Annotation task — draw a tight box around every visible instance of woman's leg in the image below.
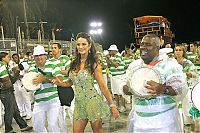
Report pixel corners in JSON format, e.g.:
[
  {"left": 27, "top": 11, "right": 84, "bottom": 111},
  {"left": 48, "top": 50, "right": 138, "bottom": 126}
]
[
  {"left": 90, "top": 119, "right": 103, "bottom": 133},
  {"left": 73, "top": 119, "right": 88, "bottom": 133}
]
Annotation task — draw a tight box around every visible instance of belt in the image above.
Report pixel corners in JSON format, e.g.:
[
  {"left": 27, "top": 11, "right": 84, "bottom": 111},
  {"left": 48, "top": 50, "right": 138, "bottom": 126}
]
[
  {"left": 135, "top": 96, "right": 175, "bottom": 106},
  {"left": 136, "top": 105, "right": 176, "bottom": 117}
]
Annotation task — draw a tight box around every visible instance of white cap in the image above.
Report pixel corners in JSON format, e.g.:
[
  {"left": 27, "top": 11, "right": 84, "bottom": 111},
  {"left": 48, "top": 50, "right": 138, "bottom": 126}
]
[
  {"left": 33, "top": 45, "right": 47, "bottom": 56},
  {"left": 108, "top": 44, "right": 118, "bottom": 51}
]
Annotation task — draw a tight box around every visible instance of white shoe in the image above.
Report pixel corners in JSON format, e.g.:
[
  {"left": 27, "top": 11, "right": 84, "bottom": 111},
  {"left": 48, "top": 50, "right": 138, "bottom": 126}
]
[{"left": 25, "top": 115, "right": 32, "bottom": 120}]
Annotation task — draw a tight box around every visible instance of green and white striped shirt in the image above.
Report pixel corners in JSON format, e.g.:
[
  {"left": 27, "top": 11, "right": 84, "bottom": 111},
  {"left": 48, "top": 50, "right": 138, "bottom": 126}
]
[
  {"left": 50, "top": 55, "right": 71, "bottom": 80},
  {"left": 29, "top": 60, "right": 62, "bottom": 103},
  {"left": 187, "top": 52, "right": 197, "bottom": 63},
  {"left": 194, "top": 62, "right": 200, "bottom": 76},
  {"left": 27, "top": 60, "right": 36, "bottom": 66},
  {"left": 109, "top": 53, "right": 125, "bottom": 76},
  {"left": 0, "top": 61, "right": 9, "bottom": 79},
  {"left": 123, "top": 56, "right": 134, "bottom": 67}
]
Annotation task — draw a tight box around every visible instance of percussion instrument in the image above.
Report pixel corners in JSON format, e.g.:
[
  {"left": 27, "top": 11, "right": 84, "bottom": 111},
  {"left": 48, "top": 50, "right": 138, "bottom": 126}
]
[
  {"left": 130, "top": 67, "right": 161, "bottom": 98},
  {"left": 21, "top": 72, "right": 41, "bottom": 91},
  {"left": 191, "top": 82, "right": 200, "bottom": 110}
]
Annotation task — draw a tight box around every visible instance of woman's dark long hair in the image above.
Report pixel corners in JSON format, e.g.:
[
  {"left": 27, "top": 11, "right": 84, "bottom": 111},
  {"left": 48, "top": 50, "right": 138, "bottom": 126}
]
[{"left": 69, "top": 32, "right": 98, "bottom": 74}]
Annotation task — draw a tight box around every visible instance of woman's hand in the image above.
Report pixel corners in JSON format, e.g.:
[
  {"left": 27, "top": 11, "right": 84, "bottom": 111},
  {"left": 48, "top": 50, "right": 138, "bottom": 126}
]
[
  {"left": 111, "top": 106, "right": 120, "bottom": 119},
  {"left": 51, "top": 77, "right": 73, "bottom": 87},
  {"left": 51, "top": 76, "right": 62, "bottom": 86}
]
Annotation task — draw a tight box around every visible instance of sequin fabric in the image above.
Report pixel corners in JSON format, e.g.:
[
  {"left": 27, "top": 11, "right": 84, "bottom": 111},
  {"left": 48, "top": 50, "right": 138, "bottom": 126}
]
[{"left": 69, "top": 70, "right": 110, "bottom": 122}]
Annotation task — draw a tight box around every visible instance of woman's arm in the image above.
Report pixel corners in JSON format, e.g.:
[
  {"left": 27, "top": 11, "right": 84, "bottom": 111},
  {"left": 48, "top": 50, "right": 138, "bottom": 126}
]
[
  {"left": 61, "top": 70, "right": 69, "bottom": 76},
  {"left": 93, "top": 64, "right": 113, "bottom": 104},
  {"left": 93, "top": 64, "right": 120, "bottom": 118},
  {"left": 51, "top": 77, "right": 73, "bottom": 87}
]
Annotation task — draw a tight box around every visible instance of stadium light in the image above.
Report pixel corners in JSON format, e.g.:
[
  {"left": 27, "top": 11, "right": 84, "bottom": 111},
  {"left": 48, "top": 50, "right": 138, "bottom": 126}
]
[
  {"left": 89, "top": 21, "right": 103, "bottom": 35},
  {"left": 89, "top": 29, "right": 103, "bottom": 35}
]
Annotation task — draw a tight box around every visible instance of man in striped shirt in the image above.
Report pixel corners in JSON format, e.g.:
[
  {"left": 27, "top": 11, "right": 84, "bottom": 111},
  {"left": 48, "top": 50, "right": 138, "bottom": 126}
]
[
  {"left": 0, "top": 52, "right": 32, "bottom": 133},
  {"left": 124, "top": 34, "right": 187, "bottom": 132},
  {"left": 107, "top": 44, "right": 127, "bottom": 112},
  {"left": 51, "top": 42, "right": 73, "bottom": 132},
  {"left": 30, "top": 45, "right": 62, "bottom": 132}
]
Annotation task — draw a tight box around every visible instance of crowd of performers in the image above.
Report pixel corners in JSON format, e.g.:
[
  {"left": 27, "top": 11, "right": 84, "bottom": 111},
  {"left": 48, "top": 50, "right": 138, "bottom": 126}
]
[{"left": 0, "top": 32, "right": 199, "bottom": 133}]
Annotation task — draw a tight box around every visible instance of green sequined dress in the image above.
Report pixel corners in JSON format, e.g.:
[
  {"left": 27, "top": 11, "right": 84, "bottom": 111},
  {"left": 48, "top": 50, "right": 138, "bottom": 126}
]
[{"left": 69, "top": 70, "right": 110, "bottom": 122}]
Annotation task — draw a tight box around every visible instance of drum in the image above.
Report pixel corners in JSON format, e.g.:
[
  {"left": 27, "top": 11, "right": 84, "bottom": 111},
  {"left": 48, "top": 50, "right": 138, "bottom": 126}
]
[
  {"left": 21, "top": 72, "right": 41, "bottom": 91},
  {"left": 191, "top": 82, "right": 200, "bottom": 110},
  {"left": 130, "top": 67, "right": 161, "bottom": 98}
]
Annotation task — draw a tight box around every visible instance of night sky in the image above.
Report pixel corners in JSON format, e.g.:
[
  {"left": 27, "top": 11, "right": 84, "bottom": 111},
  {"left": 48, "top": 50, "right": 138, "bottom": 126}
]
[
  {"left": 2, "top": 0, "right": 200, "bottom": 51},
  {"left": 45, "top": 0, "right": 200, "bottom": 51}
]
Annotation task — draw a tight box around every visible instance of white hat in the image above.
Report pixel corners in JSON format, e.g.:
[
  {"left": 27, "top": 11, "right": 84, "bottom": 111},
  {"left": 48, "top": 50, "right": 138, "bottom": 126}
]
[
  {"left": 108, "top": 44, "right": 118, "bottom": 51},
  {"left": 33, "top": 45, "right": 47, "bottom": 56}
]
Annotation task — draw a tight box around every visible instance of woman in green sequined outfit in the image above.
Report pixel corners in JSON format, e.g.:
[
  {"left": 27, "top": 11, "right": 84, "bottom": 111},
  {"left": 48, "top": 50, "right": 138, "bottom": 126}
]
[{"left": 52, "top": 32, "right": 119, "bottom": 133}]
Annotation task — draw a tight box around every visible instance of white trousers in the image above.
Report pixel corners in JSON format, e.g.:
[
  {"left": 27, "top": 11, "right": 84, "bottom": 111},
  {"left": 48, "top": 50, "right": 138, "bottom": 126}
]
[
  {"left": 182, "top": 89, "right": 193, "bottom": 124},
  {"left": 110, "top": 74, "right": 126, "bottom": 95},
  {"left": 14, "top": 81, "right": 32, "bottom": 116},
  {"left": 58, "top": 99, "right": 75, "bottom": 133},
  {"left": 128, "top": 107, "right": 182, "bottom": 133},
  {"left": 58, "top": 106, "right": 68, "bottom": 133},
  {"left": 32, "top": 100, "right": 61, "bottom": 133},
  {"left": 67, "top": 98, "right": 75, "bottom": 123},
  {"left": 110, "top": 74, "right": 130, "bottom": 102}
]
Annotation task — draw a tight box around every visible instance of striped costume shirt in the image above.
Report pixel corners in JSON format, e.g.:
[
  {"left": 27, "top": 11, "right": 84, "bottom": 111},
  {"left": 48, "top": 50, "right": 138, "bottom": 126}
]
[
  {"left": 0, "top": 61, "right": 9, "bottom": 79},
  {"left": 194, "top": 62, "right": 200, "bottom": 76},
  {"left": 186, "top": 52, "right": 197, "bottom": 63},
  {"left": 123, "top": 56, "right": 134, "bottom": 67},
  {"left": 29, "top": 60, "right": 62, "bottom": 103},
  {"left": 94, "top": 56, "right": 108, "bottom": 85},
  {"left": 50, "top": 55, "right": 71, "bottom": 80},
  {"left": 27, "top": 60, "right": 36, "bottom": 66},
  {"left": 109, "top": 53, "right": 125, "bottom": 76}
]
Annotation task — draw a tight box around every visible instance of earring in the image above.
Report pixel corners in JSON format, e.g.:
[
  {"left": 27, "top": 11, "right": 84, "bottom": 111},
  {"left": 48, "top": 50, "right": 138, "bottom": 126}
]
[{"left": 89, "top": 49, "right": 91, "bottom": 53}]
